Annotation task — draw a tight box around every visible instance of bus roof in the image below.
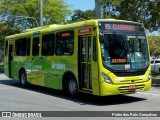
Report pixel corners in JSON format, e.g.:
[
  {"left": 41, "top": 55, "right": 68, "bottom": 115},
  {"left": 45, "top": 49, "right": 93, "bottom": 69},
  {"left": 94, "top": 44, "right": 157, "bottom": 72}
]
[{"left": 5, "top": 19, "right": 141, "bottom": 40}]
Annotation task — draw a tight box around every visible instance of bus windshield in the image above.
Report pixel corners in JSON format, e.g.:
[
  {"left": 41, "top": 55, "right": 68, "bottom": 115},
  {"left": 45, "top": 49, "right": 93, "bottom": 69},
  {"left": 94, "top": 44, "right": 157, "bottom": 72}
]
[{"left": 100, "top": 32, "right": 149, "bottom": 71}]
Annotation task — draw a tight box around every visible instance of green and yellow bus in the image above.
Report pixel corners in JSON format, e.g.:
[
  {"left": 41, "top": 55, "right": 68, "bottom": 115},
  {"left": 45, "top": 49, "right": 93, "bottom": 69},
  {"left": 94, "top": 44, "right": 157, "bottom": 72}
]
[{"left": 4, "top": 19, "right": 151, "bottom": 96}]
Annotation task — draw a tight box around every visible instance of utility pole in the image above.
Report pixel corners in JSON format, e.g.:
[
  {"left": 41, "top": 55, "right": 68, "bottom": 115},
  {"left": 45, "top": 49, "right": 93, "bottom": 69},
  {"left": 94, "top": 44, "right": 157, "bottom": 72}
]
[
  {"left": 106, "top": 0, "right": 112, "bottom": 18},
  {"left": 95, "top": 0, "right": 101, "bottom": 18},
  {"left": 95, "top": 0, "right": 112, "bottom": 19},
  {"left": 40, "top": 0, "right": 43, "bottom": 26}
]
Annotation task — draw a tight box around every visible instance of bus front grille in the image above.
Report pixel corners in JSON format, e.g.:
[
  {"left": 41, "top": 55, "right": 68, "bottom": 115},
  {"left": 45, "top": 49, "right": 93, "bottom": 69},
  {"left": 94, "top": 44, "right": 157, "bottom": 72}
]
[{"left": 118, "top": 84, "right": 145, "bottom": 94}]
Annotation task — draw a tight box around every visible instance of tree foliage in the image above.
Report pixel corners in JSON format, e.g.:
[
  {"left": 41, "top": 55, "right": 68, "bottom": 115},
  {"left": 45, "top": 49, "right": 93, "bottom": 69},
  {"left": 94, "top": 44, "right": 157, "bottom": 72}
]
[
  {"left": 67, "top": 9, "right": 95, "bottom": 23},
  {"left": 147, "top": 36, "right": 160, "bottom": 57},
  {"left": 0, "top": 0, "right": 72, "bottom": 30},
  {"left": 117, "top": 0, "right": 160, "bottom": 32},
  {"left": 0, "top": 21, "right": 19, "bottom": 40},
  {"left": 0, "top": 21, "right": 20, "bottom": 54}
]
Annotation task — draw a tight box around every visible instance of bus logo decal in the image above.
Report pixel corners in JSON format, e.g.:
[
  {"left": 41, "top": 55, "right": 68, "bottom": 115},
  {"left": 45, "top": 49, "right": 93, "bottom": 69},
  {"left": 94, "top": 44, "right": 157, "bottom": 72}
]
[{"left": 52, "top": 63, "right": 65, "bottom": 70}]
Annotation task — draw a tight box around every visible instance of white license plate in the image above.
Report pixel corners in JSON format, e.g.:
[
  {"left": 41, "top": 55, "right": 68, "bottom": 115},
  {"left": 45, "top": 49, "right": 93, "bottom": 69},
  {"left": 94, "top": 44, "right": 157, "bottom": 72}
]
[{"left": 129, "top": 85, "right": 137, "bottom": 90}]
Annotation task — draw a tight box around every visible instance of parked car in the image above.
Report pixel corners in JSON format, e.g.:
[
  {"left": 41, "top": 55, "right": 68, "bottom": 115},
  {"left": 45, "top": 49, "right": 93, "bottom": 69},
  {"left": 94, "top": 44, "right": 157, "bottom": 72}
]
[{"left": 151, "top": 59, "right": 160, "bottom": 73}]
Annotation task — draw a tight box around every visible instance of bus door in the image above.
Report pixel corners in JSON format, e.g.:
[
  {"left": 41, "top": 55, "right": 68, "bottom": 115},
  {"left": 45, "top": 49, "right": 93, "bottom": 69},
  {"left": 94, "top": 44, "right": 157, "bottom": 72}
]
[
  {"left": 79, "top": 35, "right": 93, "bottom": 92},
  {"left": 8, "top": 40, "right": 14, "bottom": 78}
]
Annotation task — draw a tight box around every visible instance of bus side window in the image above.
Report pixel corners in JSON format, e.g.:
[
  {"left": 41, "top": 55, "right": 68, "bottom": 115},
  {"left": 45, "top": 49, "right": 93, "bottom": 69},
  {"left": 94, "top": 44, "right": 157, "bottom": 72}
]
[
  {"left": 27, "top": 37, "right": 31, "bottom": 56},
  {"left": 56, "top": 30, "right": 74, "bottom": 56},
  {"left": 32, "top": 37, "right": 39, "bottom": 56},
  {"left": 42, "top": 33, "right": 55, "bottom": 56},
  {"left": 15, "top": 38, "right": 29, "bottom": 56}
]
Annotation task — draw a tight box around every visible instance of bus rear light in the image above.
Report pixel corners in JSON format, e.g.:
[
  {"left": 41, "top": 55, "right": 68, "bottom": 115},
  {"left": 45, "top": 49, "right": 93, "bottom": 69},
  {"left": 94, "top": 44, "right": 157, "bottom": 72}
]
[{"left": 102, "top": 72, "right": 113, "bottom": 84}]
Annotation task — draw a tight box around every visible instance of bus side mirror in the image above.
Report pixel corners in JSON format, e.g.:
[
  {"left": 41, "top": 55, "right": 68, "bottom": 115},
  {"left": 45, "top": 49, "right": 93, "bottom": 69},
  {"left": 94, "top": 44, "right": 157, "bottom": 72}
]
[{"left": 99, "top": 33, "right": 104, "bottom": 43}]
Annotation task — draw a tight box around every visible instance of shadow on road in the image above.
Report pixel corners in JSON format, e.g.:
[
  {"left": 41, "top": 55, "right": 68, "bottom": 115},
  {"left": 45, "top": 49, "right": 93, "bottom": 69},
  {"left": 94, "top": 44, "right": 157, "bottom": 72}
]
[{"left": 0, "top": 79, "right": 146, "bottom": 106}]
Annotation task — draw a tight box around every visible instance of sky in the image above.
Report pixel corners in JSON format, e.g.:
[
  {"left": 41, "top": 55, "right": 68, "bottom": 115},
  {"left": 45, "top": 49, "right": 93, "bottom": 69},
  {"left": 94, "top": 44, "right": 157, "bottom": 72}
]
[{"left": 65, "top": 0, "right": 95, "bottom": 11}]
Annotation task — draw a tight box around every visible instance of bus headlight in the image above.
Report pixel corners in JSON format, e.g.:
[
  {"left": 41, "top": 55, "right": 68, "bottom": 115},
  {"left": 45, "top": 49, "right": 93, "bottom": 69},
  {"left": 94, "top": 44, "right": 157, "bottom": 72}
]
[
  {"left": 148, "top": 71, "right": 152, "bottom": 80},
  {"left": 102, "top": 72, "right": 113, "bottom": 84}
]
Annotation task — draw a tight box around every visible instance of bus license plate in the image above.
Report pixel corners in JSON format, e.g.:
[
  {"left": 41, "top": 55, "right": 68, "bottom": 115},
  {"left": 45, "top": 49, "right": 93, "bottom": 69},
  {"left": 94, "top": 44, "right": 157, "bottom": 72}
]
[{"left": 129, "top": 85, "right": 137, "bottom": 90}]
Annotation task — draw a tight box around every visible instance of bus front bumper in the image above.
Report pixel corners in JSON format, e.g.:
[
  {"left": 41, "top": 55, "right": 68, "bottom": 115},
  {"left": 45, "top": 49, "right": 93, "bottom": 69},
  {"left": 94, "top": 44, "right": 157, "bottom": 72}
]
[{"left": 99, "top": 79, "right": 151, "bottom": 96}]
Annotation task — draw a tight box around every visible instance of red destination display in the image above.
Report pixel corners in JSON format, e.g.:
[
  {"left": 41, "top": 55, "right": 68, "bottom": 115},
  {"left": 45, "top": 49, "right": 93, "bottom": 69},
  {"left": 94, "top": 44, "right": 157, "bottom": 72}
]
[
  {"left": 62, "top": 33, "right": 71, "bottom": 37},
  {"left": 78, "top": 28, "right": 92, "bottom": 34}
]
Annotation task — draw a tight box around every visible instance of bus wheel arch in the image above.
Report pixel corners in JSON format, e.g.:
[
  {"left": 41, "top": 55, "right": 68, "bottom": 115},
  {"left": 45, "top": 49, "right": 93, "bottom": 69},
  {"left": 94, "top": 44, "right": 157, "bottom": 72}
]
[
  {"left": 62, "top": 72, "right": 78, "bottom": 96},
  {"left": 19, "top": 68, "right": 27, "bottom": 87}
]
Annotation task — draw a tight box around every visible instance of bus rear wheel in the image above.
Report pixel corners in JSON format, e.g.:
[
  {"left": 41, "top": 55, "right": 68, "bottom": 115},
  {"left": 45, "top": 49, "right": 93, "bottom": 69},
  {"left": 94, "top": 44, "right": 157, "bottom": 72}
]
[{"left": 20, "top": 71, "right": 27, "bottom": 87}]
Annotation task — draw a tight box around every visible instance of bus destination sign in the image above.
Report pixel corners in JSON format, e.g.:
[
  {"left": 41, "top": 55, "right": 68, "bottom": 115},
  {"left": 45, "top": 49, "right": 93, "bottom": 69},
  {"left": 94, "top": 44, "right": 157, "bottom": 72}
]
[{"left": 105, "top": 24, "right": 136, "bottom": 31}]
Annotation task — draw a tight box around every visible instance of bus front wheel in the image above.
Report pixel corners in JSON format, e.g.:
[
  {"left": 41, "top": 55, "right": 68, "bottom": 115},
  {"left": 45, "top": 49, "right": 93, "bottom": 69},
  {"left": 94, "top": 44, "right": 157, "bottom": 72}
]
[
  {"left": 20, "top": 71, "right": 27, "bottom": 87},
  {"left": 64, "top": 76, "right": 78, "bottom": 97}
]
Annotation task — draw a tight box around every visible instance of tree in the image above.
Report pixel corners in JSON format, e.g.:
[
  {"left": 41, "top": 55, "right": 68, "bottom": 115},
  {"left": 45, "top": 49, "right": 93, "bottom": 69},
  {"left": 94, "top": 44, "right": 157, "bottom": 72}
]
[
  {"left": 0, "top": 0, "right": 72, "bottom": 31},
  {"left": 0, "top": 21, "right": 20, "bottom": 59},
  {"left": 116, "top": 0, "right": 160, "bottom": 32},
  {"left": 67, "top": 9, "right": 95, "bottom": 23},
  {"left": 0, "top": 21, "right": 20, "bottom": 45},
  {"left": 147, "top": 36, "right": 160, "bottom": 57}
]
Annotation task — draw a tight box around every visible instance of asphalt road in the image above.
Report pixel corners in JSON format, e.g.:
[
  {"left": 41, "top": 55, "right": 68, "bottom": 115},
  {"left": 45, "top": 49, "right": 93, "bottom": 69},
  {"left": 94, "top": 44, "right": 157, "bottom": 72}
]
[{"left": 0, "top": 73, "right": 160, "bottom": 120}]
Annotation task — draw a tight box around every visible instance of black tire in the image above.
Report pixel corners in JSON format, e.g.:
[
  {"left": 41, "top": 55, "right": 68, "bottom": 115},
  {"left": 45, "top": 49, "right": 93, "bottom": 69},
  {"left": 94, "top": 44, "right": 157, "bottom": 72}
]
[
  {"left": 63, "top": 76, "right": 78, "bottom": 97},
  {"left": 20, "top": 71, "right": 27, "bottom": 87}
]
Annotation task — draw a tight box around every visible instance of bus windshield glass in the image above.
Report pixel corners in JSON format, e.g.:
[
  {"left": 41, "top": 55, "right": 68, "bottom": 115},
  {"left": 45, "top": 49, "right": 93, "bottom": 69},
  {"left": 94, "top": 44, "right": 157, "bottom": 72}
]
[{"left": 99, "top": 22, "right": 149, "bottom": 71}]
